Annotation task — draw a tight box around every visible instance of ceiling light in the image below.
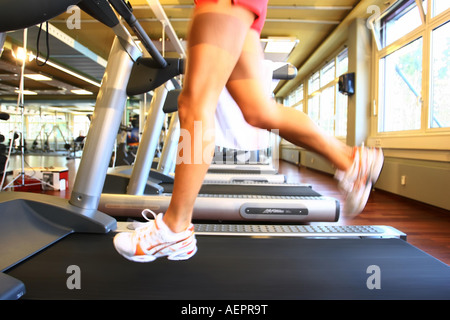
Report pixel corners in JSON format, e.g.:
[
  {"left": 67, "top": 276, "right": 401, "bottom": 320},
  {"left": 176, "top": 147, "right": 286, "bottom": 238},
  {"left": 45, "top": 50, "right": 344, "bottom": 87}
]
[
  {"left": 14, "top": 47, "right": 27, "bottom": 62},
  {"left": 34, "top": 56, "right": 101, "bottom": 88},
  {"left": 15, "top": 90, "right": 37, "bottom": 95},
  {"left": 24, "top": 74, "right": 52, "bottom": 81},
  {"left": 71, "top": 89, "right": 93, "bottom": 95},
  {"left": 263, "top": 37, "right": 299, "bottom": 54}
]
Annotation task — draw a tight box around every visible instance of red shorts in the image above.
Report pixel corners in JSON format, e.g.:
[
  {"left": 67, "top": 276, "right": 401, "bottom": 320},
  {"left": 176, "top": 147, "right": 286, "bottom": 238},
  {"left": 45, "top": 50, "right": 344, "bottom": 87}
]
[{"left": 194, "top": 0, "right": 268, "bottom": 34}]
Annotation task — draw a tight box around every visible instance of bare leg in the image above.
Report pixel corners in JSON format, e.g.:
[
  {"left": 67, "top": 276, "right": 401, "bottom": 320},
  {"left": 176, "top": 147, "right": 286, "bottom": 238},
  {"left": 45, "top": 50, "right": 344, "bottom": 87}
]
[
  {"left": 226, "top": 31, "right": 353, "bottom": 171},
  {"left": 163, "top": 1, "right": 255, "bottom": 232}
]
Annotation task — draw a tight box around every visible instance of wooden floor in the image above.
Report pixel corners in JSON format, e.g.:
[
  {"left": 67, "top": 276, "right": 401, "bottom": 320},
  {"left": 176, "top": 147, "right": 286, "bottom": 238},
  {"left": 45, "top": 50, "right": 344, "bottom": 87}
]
[
  {"left": 279, "top": 160, "right": 450, "bottom": 266},
  {"left": 2, "top": 153, "right": 450, "bottom": 265}
]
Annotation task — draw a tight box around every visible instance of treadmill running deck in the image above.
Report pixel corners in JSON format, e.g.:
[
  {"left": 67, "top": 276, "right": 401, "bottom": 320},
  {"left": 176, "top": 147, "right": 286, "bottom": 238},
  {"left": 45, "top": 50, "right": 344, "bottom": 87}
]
[{"left": 6, "top": 229, "right": 450, "bottom": 300}]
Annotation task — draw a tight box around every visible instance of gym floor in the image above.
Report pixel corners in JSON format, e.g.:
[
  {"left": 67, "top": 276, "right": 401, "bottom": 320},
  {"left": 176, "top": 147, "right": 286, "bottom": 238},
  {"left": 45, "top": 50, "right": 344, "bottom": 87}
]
[{"left": 3, "top": 153, "right": 450, "bottom": 265}]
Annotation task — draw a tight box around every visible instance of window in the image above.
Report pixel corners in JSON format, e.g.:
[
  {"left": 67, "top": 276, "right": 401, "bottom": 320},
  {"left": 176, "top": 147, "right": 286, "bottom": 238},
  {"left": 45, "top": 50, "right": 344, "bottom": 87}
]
[
  {"left": 379, "top": 0, "right": 424, "bottom": 48},
  {"left": 320, "top": 61, "right": 335, "bottom": 87},
  {"left": 0, "top": 111, "right": 21, "bottom": 141},
  {"left": 337, "top": 50, "right": 349, "bottom": 77},
  {"left": 308, "top": 72, "right": 320, "bottom": 95},
  {"left": 285, "top": 84, "right": 304, "bottom": 108},
  {"left": 73, "top": 114, "right": 91, "bottom": 138},
  {"left": 335, "top": 92, "right": 348, "bottom": 137},
  {"left": 30, "top": 112, "right": 70, "bottom": 150},
  {"left": 306, "top": 49, "right": 348, "bottom": 138},
  {"left": 374, "top": 0, "right": 450, "bottom": 136},
  {"left": 433, "top": 0, "right": 450, "bottom": 17},
  {"left": 319, "top": 86, "right": 335, "bottom": 136},
  {"left": 429, "top": 21, "right": 450, "bottom": 128},
  {"left": 284, "top": 48, "right": 348, "bottom": 138},
  {"left": 378, "top": 38, "right": 423, "bottom": 132},
  {"left": 27, "top": 114, "right": 45, "bottom": 144}
]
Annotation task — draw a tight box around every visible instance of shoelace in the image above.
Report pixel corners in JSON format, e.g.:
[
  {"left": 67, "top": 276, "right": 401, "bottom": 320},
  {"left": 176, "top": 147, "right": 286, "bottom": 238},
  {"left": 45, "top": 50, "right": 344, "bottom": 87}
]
[
  {"left": 133, "top": 209, "right": 164, "bottom": 250},
  {"left": 141, "top": 208, "right": 158, "bottom": 222}
]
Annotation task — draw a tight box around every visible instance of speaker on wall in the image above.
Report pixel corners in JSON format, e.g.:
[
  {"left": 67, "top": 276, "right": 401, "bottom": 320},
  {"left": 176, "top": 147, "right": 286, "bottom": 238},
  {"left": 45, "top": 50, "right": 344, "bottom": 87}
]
[{"left": 338, "top": 72, "right": 355, "bottom": 96}]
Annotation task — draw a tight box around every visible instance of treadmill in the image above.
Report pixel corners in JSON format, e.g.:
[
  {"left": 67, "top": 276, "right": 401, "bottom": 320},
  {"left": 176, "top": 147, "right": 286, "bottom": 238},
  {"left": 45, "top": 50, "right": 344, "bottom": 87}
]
[
  {"left": 1, "top": 0, "right": 449, "bottom": 301},
  {"left": 5, "top": 222, "right": 450, "bottom": 300},
  {"left": 106, "top": 68, "right": 288, "bottom": 185},
  {"left": 101, "top": 78, "right": 339, "bottom": 223},
  {"left": 206, "top": 65, "right": 289, "bottom": 176}
]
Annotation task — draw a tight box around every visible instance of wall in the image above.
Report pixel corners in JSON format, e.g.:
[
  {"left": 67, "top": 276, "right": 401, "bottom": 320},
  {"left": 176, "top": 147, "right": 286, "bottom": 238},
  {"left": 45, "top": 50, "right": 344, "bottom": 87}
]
[{"left": 375, "top": 157, "right": 450, "bottom": 210}]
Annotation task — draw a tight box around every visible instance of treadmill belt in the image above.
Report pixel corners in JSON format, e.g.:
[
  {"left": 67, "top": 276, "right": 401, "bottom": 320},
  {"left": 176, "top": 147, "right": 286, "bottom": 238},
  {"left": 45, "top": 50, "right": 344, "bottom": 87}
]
[{"left": 6, "top": 233, "right": 450, "bottom": 300}]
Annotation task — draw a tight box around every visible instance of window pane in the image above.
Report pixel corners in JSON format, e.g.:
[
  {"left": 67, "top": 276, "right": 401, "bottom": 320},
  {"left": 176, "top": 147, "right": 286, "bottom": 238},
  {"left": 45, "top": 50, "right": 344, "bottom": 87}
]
[
  {"left": 308, "top": 72, "right": 320, "bottom": 94},
  {"left": 430, "top": 22, "right": 450, "bottom": 128},
  {"left": 319, "top": 86, "right": 335, "bottom": 136},
  {"left": 27, "top": 114, "right": 44, "bottom": 147},
  {"left": 381, "top": 0, "right": 423, "bottom": 47},
  {"left": 285, "top": 85, "right": 304, "bottom": 107},
  {"left": 73, "top": 115, "right": 91, "bottom": 138},
  {"left": 336, "top": 92, "right": 348, "bottom": 137},
  {"left": 294, "top": 85, "right": 303, "bottom": 105},
  {"left": 308, "top": 95, "right": 320, "bottom": 125},
  {"left": 320, "top": 61, "right": 335, "bottom": 86},
  {"left": 337, "top": 49, "right": 349, "bottom": 76},
  {"left": 285, "top": 93, "right": 293, "bottom": 107},
  {"left": 378, "top": 38, "right": 423, "bottom": 132},
  {"left": 433, "top": 0, "right": 450, "bottom": 17}
]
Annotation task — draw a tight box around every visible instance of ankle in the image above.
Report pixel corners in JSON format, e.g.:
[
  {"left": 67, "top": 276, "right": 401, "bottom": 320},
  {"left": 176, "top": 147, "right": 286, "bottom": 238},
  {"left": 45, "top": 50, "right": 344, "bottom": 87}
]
[{"left": 162, "top": 213, "right": 191, "bottom": 233}]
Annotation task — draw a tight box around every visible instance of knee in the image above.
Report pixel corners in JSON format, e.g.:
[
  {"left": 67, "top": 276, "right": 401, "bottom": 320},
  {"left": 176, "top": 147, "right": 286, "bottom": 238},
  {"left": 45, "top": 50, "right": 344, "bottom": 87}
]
[
  {"left": 177, "top": 90, "right": 216, "bottom": 125},
  {"left": 241, "top": 105, "right": 277, "bottom": 130},
  {"left": 177, "top": 91, "right": 191, "bottom": 123}
]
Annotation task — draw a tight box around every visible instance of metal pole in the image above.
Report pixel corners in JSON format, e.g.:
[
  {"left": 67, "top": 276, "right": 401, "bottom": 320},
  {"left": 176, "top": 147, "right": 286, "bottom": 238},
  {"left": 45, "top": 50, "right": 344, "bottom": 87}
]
[
  {"left": 157, "top": 112, "right": 179, "bottom": 175},
  {"left": 70, "top": 24, "right": 141, "bottom": 210},
  {"left": 126, "top": 81, "right": 173, "bottom": 195}
]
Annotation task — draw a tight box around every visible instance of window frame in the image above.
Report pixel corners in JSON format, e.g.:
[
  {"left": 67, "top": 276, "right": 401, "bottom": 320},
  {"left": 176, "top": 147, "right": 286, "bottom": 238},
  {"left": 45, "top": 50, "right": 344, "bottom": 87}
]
[
  {"left": 281, "top": 48, "right": 348, "bottom": 139},
  {"left": 304, "top": 48, "right": 349, "bottom": 139},
  {"left": 370, "top": 0, "right": 450, "bottom": 155}
]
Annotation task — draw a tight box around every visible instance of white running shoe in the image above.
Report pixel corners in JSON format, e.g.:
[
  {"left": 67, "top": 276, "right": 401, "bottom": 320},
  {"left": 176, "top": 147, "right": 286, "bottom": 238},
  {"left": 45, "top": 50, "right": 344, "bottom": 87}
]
[
  {"left": 113, "top": 209, "right": 197, "bottom": 262},
  {"left": 335, "top": 146, "right": 384, "bottom": 217}
]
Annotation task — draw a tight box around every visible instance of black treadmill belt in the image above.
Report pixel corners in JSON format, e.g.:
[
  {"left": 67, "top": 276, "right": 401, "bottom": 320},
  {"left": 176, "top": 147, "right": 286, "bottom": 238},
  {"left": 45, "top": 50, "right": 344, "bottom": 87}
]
[
  {"left": 162, "top": 183, "right": 321, "bottom": 196},
  {"left": 6, "top": 233, "right": 450, "bottom": 300}
]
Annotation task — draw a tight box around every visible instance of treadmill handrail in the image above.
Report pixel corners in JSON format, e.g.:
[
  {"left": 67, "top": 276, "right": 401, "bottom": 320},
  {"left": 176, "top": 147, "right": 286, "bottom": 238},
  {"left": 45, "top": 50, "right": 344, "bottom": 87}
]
[{"left": 108, "top": 0, "right": 167, "bottom": 68}]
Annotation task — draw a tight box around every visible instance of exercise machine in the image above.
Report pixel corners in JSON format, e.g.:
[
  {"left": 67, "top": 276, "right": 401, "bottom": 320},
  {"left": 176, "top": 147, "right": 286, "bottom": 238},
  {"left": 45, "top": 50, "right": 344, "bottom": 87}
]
[
  {"left": 5, "top": 222, "right": 450, "bottom": 300},
  {"left": 100, "top": 77, "right": 339, "bottom": 223},
  {"left": 0, "top": 0, "right": 167, "bottom": 298},
  {"left": 0, "top": 0, "right": 449, "bottom": 300},
  {"left": 0, "top": 112, "right": 10, "bottom": 180}
]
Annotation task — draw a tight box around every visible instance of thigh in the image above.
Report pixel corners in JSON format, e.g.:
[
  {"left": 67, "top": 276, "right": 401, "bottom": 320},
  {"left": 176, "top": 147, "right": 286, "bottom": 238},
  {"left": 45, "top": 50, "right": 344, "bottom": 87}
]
[
  {"left": 183, "top": 0, "right": 255, "bottom": 103},
  {"left": 195, "top": 0, "right": 268, "bottom": 34},
  {"left": 226, "top": 31, "right": 276, "bottom": 119}
]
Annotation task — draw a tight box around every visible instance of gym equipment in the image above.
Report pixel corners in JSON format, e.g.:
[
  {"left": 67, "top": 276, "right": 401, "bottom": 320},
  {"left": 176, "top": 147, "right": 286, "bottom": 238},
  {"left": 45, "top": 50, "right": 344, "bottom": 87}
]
[
  {"left": 1, "top": 0, "right": 448, "bottom": 301},
  {"left": 101, "top": 56, "right": 332, "bottom": 220},
  {"left": 5, "top": 225, "right": 450, "bottom": 300},
  {"left": 0, "top": 0, "right": 177, "bottom": 298},
  {"left": 0, "top": 112, "right": 10, "bottom": 179},
  {"left": 100, "top": 79, "right": 339, "bottom": 223},
  {"left": 65, "top": 135, "right": 86, "bottom": 160},
  {"left": 31, "top": 124, "right": 70, "bottom": 153},
  {"left": 0, "top": 112, "right": 9, "bottom": 121},
  {"left": 0, "top": 273, "right": 25, "bottom": 300}
]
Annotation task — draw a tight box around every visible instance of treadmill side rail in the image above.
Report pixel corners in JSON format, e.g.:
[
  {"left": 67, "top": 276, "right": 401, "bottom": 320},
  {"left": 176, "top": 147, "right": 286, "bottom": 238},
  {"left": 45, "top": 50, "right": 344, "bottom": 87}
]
[{"left": 99, "top": 193, "right": 340, "bottom": 223}]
